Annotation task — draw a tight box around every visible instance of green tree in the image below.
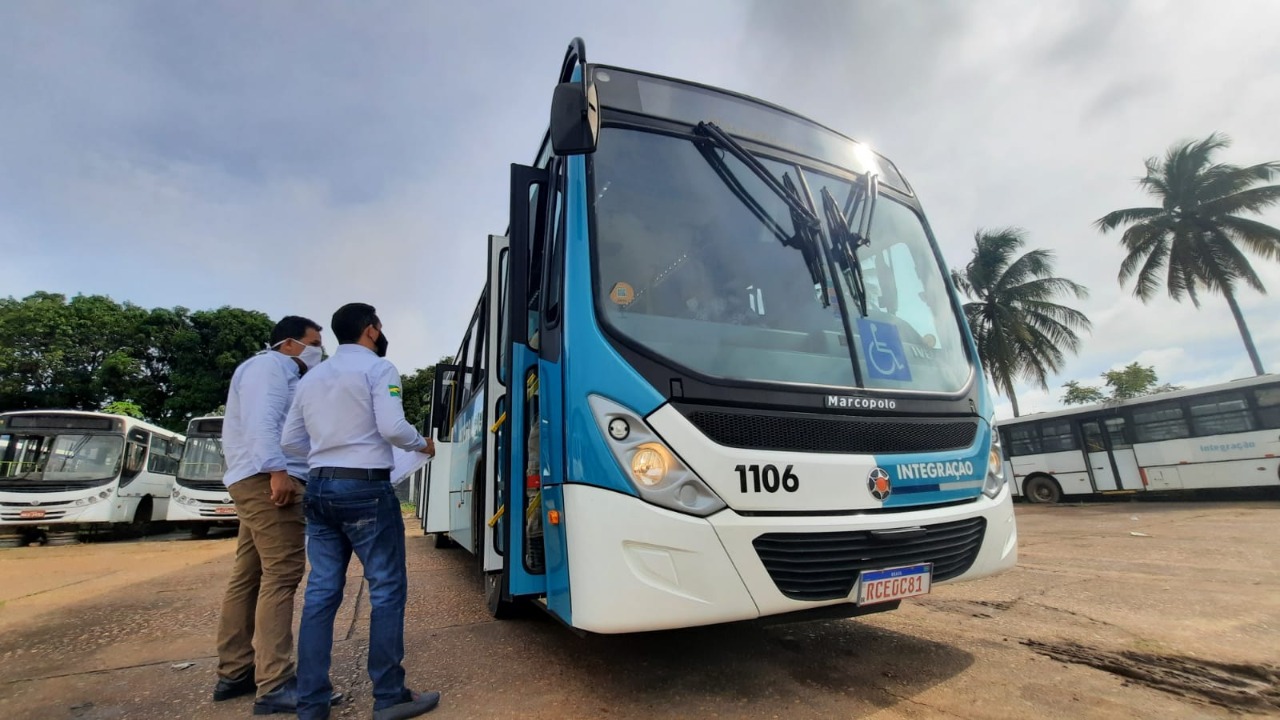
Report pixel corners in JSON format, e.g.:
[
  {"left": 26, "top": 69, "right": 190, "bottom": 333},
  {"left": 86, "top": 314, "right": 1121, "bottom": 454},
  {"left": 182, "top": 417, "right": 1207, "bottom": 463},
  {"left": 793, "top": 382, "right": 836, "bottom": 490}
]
[
  {"left": 102, "top": 400, "right": 145, "bottom": 419},
  {"left": 952, "top": 228, "right": 1092, "bottom": 417},
  {"left": 0, "top": 292, "right": 149, "bottom": 412},
  {"left": 1096, "top": 133, "right": 1280, "bottom": 376},
  {"left": 0, "top": 293, "right": 273, "bottom": 432},
  {"left": 163, "top": 307, "right": 273, "bottom": 430},
  {"left": 1060, "top": 380, "right": 1106, "bottom": 406},
  {"left": 1060, "top": 362, "right": 1183, "bottom": 405},
  {"left": 400, "top": 356, "right": 455, "bottom": 432}
]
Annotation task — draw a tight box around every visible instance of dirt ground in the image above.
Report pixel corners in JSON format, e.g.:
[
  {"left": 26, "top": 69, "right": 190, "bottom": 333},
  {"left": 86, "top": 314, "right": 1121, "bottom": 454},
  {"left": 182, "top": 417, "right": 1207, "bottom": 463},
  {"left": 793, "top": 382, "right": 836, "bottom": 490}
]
[{"left": 0, "top": 499, "right": 1277, "bottom": 719}]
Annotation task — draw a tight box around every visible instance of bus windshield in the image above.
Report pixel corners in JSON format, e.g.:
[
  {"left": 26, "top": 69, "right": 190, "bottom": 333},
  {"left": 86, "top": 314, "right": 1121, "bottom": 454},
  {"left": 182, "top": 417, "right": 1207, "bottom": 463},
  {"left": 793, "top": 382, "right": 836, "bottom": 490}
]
[
  {"left": 591, "top": 126, "right": 972, "bottom": 392},
  {"left": 0, "top": 433, "right": 124, "bottom": 483},
  {"left": 178, "top": 437, "right": 225, "bottom": 482}
]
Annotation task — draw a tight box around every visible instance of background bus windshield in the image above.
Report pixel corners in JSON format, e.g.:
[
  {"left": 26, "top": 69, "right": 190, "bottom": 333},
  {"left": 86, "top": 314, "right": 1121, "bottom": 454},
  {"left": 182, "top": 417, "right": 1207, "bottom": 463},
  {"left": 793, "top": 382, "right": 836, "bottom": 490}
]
[
  {"left": 177, "top": 437, "right": 225, "bottom": 482},
  {"left": 0, "top": 433, "right": 124, "bottom": 482},
  {"left": 591, "top": 127, "right": 971, "bottom": 393}
]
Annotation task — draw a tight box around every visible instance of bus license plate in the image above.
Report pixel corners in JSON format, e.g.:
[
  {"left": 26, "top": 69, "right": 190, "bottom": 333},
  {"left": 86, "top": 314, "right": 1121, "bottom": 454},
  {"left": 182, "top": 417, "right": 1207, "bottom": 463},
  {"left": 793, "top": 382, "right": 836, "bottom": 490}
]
[
  {"left": 214, "top": 506, "right": 237, "bottom": 515},
  {"left": 18, "top": 509, "right": 46, "bottom": 519},
  {"left": 857, "top": 563, "right": 932, "bottom": 605}
]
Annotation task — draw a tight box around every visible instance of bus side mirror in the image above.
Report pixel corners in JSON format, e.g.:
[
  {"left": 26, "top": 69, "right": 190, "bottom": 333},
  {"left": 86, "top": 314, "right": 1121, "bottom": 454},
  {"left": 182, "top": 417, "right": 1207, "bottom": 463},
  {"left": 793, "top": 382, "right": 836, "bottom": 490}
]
[{"left": 550, "top": 81, "right": 599, "bottom": 156}]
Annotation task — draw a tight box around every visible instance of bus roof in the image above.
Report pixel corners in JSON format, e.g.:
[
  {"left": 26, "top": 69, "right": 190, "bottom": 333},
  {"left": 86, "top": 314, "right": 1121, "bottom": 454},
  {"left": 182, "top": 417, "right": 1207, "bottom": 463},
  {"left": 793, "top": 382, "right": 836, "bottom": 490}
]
[
  {"left": 0, "top": 409, "right": 185, "bottom": 439},
  {"left": 998, "top": 373, "right": 1280, "bottom": 427}
]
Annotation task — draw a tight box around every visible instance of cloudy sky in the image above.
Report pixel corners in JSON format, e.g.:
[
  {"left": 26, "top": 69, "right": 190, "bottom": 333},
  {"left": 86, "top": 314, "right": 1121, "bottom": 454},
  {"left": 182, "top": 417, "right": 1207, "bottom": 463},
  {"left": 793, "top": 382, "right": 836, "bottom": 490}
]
[{"left": 3, "top": 0, "right": 1278, "bottom": 419}]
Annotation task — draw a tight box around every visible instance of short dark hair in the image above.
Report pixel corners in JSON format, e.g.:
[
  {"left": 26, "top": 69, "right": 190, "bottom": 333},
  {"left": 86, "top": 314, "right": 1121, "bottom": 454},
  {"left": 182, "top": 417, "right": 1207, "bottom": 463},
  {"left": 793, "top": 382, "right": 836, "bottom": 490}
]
[
  {"left": 331, "top": 303, "right": 380, "bottom": 344},
  {"left": 270, "top": 316, "right": 322, "bottom": 346}
]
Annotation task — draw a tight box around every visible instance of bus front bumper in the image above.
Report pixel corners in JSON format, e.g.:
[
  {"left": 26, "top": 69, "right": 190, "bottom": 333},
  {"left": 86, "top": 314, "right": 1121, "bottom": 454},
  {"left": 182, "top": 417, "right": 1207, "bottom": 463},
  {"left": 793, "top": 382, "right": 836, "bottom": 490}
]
[
  {"left": 167, "top": 498, "right": 238, "bottom": 522},
  {"left": 561, "top": 483, "right": 1016, "bottom": 634}
]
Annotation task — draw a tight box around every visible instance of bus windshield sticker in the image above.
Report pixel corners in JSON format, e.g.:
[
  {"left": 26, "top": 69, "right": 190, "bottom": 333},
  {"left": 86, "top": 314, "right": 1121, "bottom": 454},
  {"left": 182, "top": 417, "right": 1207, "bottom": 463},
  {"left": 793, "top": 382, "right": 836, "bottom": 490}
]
[
  {"left": 857, "top": 317, "right": 911, "bottom": 381},
  {"left": 609, "top": 282, "right": 634, "bottom": 305}
]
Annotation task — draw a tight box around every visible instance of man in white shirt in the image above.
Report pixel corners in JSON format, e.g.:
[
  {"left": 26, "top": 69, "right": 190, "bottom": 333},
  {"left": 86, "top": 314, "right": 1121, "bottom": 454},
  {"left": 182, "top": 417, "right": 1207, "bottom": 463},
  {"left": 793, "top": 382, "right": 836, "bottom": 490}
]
[
  {"left": 282, "top": 303, "right": 439, "bottom": 720},
  {"left": 214, "top": 315, "right": 344, "bottom": 715}
]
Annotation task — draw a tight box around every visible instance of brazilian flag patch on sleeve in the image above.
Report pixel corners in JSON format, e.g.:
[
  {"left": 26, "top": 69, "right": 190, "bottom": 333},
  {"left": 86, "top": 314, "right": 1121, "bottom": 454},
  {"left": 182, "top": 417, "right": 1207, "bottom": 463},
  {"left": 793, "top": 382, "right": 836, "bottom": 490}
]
[{"left": 388, "top": 384, "right": 402, "bottom": 398}]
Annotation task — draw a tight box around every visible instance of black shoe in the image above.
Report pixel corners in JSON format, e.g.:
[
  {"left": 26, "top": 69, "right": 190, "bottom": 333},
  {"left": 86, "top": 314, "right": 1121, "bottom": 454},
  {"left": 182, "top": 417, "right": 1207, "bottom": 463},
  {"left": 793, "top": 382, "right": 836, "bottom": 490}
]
[
  {"left": 373, "top": 689, "right": 441, "bottom": 720},
  {"left": 252, "top": 678, "right": 346, "bottom": 716},
  {"left": 212, "top": 669, "right": 255, "bottom": 702}
]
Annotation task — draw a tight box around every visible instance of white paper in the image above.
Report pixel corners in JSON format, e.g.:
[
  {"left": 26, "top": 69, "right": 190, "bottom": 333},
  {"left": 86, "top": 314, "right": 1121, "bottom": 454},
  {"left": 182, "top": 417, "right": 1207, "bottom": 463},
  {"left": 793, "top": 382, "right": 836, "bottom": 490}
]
[{"left": 391, "top": 447, "right": 431, "bottom": 487}]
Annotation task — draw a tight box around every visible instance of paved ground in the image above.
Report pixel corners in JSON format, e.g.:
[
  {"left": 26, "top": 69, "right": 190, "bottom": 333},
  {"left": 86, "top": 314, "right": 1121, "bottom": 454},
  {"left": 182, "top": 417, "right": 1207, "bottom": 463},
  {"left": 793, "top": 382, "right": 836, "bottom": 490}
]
[{"left": 0, "top": 498, "right": 1277, "bottom": 719}]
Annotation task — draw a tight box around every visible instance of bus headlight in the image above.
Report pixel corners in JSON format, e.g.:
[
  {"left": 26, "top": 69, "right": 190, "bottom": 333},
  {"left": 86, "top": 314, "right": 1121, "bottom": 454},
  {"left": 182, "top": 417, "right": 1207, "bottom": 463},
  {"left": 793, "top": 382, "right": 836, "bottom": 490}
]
[
  {"left": 982, "top": 430, "right": 1006, "bottom": 499},
  {"left": 630, "top": 444, "right": 670, "bottom": 487},
  {"left": 590, "top": 395, "right": 726, "bottom": 517}
]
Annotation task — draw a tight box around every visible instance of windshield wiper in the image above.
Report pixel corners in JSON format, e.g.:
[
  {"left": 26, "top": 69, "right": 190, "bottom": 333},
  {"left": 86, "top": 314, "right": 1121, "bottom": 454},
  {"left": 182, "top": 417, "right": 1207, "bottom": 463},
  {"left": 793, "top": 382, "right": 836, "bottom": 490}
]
[
  {"left": 693, "top": 122, "right": 832, "bottom": 307},
  {"left": 819, "top": 172, "right": 880, "bottom": 318}
]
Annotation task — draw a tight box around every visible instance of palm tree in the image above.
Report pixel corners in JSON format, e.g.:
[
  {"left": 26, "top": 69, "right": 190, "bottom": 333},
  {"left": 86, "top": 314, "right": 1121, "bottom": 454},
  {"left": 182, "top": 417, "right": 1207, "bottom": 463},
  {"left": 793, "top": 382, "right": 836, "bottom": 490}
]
[
  {"left": 1097, "top": 133, "right": 1280, "bottom": 375},
  {"left": 951, "top": 229, "right": 1092, "bottom": 417}
]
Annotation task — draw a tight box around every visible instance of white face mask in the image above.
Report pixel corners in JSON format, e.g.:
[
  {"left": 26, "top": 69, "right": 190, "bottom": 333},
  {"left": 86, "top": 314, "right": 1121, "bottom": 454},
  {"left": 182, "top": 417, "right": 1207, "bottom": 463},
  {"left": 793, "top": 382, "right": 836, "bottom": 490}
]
[
  {"left": 272, "top": 338, "right": 324, "bottom": 370},
  {"left": 298, "top": 344, "right": 324, "bottom": 370}
]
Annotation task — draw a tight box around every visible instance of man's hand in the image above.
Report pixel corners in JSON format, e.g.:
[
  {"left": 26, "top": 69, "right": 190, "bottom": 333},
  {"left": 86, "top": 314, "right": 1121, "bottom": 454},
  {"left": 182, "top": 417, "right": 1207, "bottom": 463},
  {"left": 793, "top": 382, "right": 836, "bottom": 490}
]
[
  {"left": 269, "top": 470, "right": 297, "bottom": 506},
  {"left": 418, "top": 438, "right": 436, "bottom": 458}
]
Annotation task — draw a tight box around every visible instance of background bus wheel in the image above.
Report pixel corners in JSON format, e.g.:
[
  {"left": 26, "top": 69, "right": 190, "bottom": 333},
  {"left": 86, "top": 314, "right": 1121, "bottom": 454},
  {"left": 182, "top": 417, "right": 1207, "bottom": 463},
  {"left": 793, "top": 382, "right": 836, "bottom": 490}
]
[
  {"left": 130, "top": 498, "right": 153, "bottom": 537},
  {"left": 189, "top": 525, "right": 211, "bottom": 539},
  {"left": 0, "top": 532, "right": 27, "bottom": 549},
  {"left": 44, "top": 530, "right": 80, "bottom": 547},
  {"left": 1025, "top": 476, "right": 1062, "bottom": 504},
  {"left": 433, "top": 532, "right": 457, "bottom": 549}
]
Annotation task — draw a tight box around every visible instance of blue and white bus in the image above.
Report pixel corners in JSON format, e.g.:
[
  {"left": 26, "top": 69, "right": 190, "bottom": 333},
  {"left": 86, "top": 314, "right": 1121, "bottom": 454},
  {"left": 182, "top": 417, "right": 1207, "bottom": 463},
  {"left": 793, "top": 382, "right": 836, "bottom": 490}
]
[{"left": 415, "top": 39, "right": 1016, "bottom": 633}]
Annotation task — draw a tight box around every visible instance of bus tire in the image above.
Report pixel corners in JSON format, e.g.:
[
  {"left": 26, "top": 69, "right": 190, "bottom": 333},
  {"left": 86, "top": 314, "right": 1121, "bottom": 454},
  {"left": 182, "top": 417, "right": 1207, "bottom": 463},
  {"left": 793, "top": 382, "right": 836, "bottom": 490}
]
[
  {"left": 131, "top": 497, "right": 154, "bottom": 536},
  {"left": 1024, "top": 475, "right": 1062, "bottom": 504},
  {"left": 433, "top": 532, "right": 457, "bottom": 549},
  {"left": 485, "top": 570, "right": 521, "bottom": 619}
]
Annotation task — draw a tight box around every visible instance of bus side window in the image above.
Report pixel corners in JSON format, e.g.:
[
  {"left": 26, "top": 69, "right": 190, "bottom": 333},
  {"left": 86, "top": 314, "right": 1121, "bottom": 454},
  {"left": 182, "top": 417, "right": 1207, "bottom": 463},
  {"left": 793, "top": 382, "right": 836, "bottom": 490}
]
[
  {"left": 1082, "top": 423, "right": 1105, "bottom": 452},
  {"left": 122, "top": 431, "right": 149, "bottom": 483},
  {"left": 147, "top": 435, "right": 178, "bottom": 475},
  {"left": 1255, "top": 386, "right": 1280, "bottom": 429},
  {"left": 526, "top": 181, "right": 549, "bottom": 349},
  {"left": 539, "top": 161, "right": 567, "bottom": 361}
]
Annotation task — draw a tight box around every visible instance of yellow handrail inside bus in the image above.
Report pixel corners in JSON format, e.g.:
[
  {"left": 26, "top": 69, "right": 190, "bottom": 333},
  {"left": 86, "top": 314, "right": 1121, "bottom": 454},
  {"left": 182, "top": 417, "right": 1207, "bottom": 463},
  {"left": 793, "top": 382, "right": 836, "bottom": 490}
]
[{"left": 487, "top": 504, "right": 505, "bottom": 527}]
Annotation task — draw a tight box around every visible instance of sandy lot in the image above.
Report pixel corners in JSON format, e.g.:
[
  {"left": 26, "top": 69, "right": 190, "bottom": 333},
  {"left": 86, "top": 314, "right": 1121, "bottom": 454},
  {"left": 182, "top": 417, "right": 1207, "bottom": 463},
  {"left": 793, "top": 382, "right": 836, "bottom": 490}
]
[{"left": 0, "top": 499, "right": 1277, "bottom": 719}]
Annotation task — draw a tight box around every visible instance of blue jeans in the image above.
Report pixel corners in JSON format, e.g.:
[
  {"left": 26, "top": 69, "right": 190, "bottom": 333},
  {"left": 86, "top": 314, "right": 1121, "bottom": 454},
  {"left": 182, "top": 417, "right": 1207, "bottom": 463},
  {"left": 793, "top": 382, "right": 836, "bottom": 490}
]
[{"left": 297, "top": 477, "right": 409, "bottom": 719}]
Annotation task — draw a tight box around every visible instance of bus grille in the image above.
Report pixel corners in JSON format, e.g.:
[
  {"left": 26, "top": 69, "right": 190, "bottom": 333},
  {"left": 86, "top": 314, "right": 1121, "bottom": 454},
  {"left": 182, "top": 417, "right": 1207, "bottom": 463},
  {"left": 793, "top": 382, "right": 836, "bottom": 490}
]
[
  {"left": 176, "top": 478, "right": 227, "bottom": 492},
  {"left": 682, "top": 409, "right": 978, "bottom": 454},
  {"left": 0, "top": 482, "right": 87, "bottom": 493},
  {"left": 752, "top": 517, "right": 986, "bottom": 601},
  {"left": 1, "top": 509, "right": 68, "bottom": 521}
]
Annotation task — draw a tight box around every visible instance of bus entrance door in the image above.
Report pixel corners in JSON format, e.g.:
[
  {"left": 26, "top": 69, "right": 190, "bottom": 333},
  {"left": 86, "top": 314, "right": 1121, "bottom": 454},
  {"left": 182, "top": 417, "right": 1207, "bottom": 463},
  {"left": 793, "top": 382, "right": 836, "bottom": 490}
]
[{"left": 1080, "top": 418, "right": 1143, "bottom": 492}]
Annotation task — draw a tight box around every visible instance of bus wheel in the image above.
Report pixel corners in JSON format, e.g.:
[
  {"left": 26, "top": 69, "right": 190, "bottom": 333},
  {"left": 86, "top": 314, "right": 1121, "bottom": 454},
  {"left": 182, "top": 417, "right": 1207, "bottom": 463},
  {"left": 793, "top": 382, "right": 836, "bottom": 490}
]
[
  {"left": 130, "top": 498, "right": 154, "bottom": 536},
  {"left": 190, "top": 525, "right": 211, "bottom": 539},
  {"left": 485, "top": 571, "right": 520, "bottom": 619},
  {"left": 433, "top": 532, "right": 457, "bottom": 549},
  {"left": 1024, "top": 476, "right": 1062, "bottom": 504},
  {"left": 44, "top": 529, "right": 80, "bottom": 547}
]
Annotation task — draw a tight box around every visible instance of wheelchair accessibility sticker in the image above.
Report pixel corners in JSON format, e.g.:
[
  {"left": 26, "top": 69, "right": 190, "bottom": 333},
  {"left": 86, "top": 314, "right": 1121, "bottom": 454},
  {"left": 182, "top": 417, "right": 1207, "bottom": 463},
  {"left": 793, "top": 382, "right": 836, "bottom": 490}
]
[{"left": 857, "top": 318, "right": 911, "bottom": 381}]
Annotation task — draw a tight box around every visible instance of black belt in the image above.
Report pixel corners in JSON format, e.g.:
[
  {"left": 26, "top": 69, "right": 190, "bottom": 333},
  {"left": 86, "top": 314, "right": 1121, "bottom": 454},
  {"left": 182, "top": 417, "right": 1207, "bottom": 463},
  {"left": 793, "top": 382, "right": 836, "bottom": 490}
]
[{"left": 310, "top": 467, "right": 391, "bottom": 481}]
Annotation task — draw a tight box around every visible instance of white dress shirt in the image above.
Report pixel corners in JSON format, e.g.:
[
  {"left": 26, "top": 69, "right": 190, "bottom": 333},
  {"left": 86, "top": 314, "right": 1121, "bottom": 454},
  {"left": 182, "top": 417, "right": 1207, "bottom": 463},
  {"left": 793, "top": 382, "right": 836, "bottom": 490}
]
[
  {"left": 221, "top": 350, "right": 309, "bottom": 487},
  {"left": 282, "top": 344, "right": 427, "bottom": 471}
]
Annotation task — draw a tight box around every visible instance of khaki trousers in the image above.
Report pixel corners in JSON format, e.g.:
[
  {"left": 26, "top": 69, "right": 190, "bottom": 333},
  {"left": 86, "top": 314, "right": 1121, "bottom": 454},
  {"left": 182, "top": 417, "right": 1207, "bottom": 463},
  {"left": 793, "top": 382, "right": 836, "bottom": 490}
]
[{"left": 215, "top": 473, "right": 306, "bottom": 697}]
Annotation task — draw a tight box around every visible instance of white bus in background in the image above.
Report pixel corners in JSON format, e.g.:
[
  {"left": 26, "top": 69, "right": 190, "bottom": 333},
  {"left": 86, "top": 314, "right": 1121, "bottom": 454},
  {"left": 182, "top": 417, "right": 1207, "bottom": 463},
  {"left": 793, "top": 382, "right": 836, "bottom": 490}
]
[
  {"left": 0, "top": 410, "right": 185, "bottom": 542},
  {"left": 169, "top": 415, "right": 237, "bottom": 538},
  {"left": 1000, "top": 374, "right": 1280, "bottom": 503}
]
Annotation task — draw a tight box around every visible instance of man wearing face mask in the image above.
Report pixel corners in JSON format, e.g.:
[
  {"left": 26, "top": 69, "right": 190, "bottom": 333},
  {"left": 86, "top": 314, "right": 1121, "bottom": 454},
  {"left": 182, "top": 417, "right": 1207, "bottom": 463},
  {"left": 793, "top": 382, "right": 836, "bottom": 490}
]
[
  {"left": 282, "top": 303, "right": 439, "bottom": 720},
  {"left": 213, "top": 315, "right": 344, "bottom": 715}
]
